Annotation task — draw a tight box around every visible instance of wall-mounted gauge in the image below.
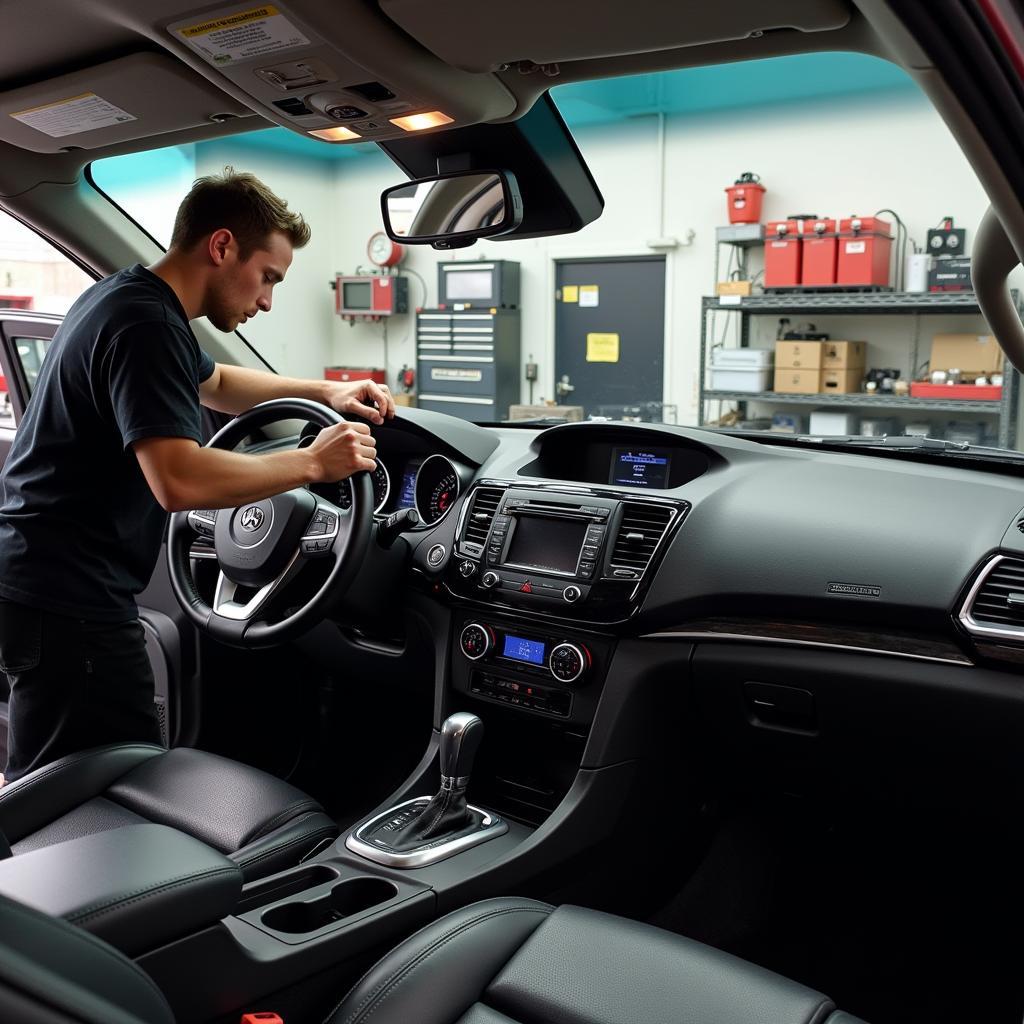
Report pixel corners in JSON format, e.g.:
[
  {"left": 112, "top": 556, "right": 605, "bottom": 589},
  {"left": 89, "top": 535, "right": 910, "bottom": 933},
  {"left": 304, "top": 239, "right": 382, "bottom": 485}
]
[{"left": 368, "top": 231, "right": 404, "bottom": 268}]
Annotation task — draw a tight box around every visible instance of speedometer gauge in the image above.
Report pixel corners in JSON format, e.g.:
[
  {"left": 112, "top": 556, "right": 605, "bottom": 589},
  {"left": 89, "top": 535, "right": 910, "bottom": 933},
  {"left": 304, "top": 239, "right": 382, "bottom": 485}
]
[{"left": 414, "top": 454, "right": 460, "bottom": 526}]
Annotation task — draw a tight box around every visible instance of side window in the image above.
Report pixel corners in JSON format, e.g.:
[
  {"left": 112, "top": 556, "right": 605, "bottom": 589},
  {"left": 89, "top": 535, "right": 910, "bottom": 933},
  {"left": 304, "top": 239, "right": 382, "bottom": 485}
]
[{"left": 0, "top": 209, "right": 92, "bottom": 429}]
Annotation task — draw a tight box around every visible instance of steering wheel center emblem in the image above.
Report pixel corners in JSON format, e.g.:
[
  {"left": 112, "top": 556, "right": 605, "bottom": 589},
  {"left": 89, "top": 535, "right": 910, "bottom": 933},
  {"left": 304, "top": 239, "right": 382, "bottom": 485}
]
[{"left": 240, "top": 505, "right": 265, "bottom": 532}]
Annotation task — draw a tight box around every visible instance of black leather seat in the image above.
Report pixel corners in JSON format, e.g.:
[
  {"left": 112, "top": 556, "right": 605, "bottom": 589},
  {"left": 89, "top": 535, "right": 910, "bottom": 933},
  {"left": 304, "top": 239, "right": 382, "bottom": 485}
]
[
  {"left": 0, "top": 742, "right": 337, "bottom": 881},
  {"left": 0, "top": 893, "right": 870, "bottom": 1024}
]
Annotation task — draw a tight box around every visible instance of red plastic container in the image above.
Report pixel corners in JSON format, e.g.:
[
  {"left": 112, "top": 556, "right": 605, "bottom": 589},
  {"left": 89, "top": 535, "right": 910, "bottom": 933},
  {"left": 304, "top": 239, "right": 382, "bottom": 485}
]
[
  {"left": 725, "top": 175, "right": 766, "bottom": 224},
  {"left": 325, "top": 367, "right": 387, "bottom": 384},
  {"left": 837, "top": 216, "right": 892, "bottom": 287},
  {"left": 909, "top": 382, "right": 1002, "bottom": 401},
  {"left": 764, "top": 219, "right": 802, "bottom": 288},
  {"left": 801, "top": 217, "right": 838, "bottom": 287}
]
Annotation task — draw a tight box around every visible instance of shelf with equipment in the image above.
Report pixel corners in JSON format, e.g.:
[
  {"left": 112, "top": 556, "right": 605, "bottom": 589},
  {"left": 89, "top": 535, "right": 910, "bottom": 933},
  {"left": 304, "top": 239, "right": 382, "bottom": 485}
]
[{"left": 699, "top": 290, "right": 1021, "bottom": 448}]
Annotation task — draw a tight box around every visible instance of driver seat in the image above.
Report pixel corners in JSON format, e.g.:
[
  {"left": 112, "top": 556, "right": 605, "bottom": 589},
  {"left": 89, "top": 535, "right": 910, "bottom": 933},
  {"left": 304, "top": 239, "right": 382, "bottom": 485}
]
[{"left": 0, "top": 743, "right": 338, "bottom": 881}]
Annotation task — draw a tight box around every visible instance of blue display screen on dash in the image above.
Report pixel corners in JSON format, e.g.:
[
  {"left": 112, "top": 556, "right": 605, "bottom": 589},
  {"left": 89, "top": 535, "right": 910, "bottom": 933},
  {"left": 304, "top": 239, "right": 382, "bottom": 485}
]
[
  {"left": 502, "top": 635, "right": 546, "bottom": 666},
  {"left": 610, "top": 448, "right": 672, "bottom": 489}
]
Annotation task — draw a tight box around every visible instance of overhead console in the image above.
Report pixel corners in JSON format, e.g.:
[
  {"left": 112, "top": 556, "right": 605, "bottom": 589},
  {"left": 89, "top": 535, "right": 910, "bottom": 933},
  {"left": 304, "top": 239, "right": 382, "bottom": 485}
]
[{"left": 447, "top": 483, "right": 688, "bottom": 622}]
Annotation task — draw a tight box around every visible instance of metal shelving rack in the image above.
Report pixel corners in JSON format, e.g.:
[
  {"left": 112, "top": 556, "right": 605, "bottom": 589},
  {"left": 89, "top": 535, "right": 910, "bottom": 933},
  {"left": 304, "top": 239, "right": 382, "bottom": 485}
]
[{"left": 699, "top": 290, "right": 1021, "bottom": 447}]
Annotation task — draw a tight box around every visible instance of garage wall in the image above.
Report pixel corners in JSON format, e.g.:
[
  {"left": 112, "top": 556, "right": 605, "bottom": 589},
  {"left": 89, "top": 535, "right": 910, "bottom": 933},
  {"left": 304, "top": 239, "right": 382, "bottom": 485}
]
[{"left": 325, "top": 87, "right": 997, "bottom": 425}]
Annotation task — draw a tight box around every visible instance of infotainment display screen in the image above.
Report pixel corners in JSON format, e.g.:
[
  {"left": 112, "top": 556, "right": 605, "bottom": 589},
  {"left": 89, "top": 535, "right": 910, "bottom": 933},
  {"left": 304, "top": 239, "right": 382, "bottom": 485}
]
[
  {"left": 609, "top": 448, "right": 672, "bottom": 489},
  {"left": 505, "top": 515, "right": 587, "bottom": 575}
]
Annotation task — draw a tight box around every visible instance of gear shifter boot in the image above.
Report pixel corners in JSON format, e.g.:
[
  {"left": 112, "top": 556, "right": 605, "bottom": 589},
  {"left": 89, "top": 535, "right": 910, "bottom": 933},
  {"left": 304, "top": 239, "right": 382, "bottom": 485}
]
[{"left": 367, "top": 787, "right": 484, "bottom": 852}]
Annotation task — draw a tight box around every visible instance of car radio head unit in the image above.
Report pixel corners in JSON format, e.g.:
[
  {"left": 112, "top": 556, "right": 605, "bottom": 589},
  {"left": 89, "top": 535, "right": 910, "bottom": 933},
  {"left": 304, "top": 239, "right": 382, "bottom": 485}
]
[{"left": 503, "top": 514, "right": 589, "bottom": 576}]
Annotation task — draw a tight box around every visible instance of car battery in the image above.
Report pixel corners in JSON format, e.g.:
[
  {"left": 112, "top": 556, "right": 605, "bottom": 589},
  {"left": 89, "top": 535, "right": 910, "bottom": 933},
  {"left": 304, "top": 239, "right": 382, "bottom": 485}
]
[
  {"left": 325, "top": 366, "right": 386, "bottom": 384},
  {"left": 928, "top": 257, "right": 972, "bottom": 292},
  {"left": 800, "top": 218, "right": 838, "bottom": 287},
  {"left": 837, "top": 216, "right": 892, "bottom": 287},
  {"left": 764, "top": 219, "right": 802, "bottom": 289}
]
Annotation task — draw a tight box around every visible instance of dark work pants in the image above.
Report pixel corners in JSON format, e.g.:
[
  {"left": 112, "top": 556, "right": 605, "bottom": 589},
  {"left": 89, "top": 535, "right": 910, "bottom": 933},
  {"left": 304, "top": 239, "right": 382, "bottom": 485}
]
[{"left": 0, "top": 599, "right": 162, "bottom": 783}]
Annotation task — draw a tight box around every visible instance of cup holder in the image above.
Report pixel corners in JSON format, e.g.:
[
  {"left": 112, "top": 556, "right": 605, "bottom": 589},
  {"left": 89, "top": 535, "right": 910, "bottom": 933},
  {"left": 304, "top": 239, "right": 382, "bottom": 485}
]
[{"left": 261, "top": 876, "right": 399, "bottom": 934}]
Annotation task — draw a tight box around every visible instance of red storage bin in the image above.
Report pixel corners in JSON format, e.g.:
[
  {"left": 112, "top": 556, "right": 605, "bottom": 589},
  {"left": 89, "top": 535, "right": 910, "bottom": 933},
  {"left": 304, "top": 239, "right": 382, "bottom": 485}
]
[
  {"left": 725, "top": 174, "right": 765, "bottom": 224},
  {"left": 325, "top": 366, "right": 387, "bottom": 384},
  {"left": 801, "top": 217, "right": 838, "bottom": 287},
  {"left": 837, "top": 216, "right": 893, "bottom": 287},
  {"left": 909, "top": 382, "right": 1002, "bottom": 401},
  {"left": 765, "top": 219, "right": 802, "bottom": 288}
]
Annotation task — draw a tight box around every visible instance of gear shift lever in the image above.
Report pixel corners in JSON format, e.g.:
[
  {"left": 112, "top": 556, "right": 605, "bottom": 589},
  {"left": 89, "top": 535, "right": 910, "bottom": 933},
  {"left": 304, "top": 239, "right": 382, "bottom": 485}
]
[
  {"left": 440, "top": 712, "right": 484, "bottom": 792},
  {"left": 373, "top": 712, "right": 486, "bottom": 853}
]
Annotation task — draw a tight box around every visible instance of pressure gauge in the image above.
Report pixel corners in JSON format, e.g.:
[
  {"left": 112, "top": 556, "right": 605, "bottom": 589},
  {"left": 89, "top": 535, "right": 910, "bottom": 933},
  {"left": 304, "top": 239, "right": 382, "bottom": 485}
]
[{"left": 368, "top": 231, "right": 403, "bottom": 268}]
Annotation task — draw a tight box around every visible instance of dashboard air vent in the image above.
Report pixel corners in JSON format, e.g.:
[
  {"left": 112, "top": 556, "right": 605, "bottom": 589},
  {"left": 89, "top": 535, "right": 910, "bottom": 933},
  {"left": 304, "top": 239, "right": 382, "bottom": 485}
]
[
  {"left": 967, "top": 556, "right": 1024, "bottom": 630},
  {"left": 608, "top": 502, "right": 674, "bottom": 578},
  {"left": 461, "top": 487, "right": 503, "bottom": 549}
]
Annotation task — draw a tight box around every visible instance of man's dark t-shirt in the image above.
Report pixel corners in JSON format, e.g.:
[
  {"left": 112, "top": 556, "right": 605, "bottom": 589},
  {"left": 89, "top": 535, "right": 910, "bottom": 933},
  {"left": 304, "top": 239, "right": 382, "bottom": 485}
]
[{"left": 0, "top": 265, "right": 215, "bottom": 621}]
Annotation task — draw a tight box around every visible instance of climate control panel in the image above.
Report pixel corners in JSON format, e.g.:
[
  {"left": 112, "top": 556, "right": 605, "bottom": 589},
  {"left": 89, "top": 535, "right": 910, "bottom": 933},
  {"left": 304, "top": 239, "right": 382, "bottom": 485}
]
[{"left": 459, "top": 621, "right": 591, "bottom": 686}]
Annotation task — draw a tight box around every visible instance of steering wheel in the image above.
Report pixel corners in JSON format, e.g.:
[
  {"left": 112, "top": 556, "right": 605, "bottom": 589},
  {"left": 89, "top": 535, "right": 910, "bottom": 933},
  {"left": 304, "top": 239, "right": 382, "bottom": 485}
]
[{"left": 167, "top": 398, "right": 373, "bottom": 647}]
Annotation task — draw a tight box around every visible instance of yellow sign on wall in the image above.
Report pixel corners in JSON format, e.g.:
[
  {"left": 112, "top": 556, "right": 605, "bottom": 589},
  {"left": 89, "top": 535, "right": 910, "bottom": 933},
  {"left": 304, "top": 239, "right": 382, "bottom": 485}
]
[
  {"left": 586, "top": 332, "right": 620, "bottom": 363},
  {"left": 562, "top": 285, "right": 579, "bottom": 303}
]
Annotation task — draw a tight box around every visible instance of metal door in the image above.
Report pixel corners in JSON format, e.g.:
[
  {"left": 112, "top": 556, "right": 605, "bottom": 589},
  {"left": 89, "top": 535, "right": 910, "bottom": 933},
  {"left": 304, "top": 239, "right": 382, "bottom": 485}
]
[{"left": 554, "top": 256, "right": 665, "bottom": 417}]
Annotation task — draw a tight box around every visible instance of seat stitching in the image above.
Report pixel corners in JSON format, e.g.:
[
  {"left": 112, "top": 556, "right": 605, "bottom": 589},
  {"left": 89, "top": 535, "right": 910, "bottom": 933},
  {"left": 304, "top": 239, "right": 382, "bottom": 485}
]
[
  {"left": 233, "top": 823, "right": 337, "bottom": 868},
  {"left": 332, "top": 904, "right": 551, "bottom": 1024},
  {"left": 3, "top": 899, "right": 172, "bottom": 1010},
  {"left": 246, "top": 800, "right": 323, "bottom": 843},
  {"left": 0, "top": 745, "right": 162, "bottom": 813},
  {"left": 66, "top": 866, "right": 240, "bottom": 924}
]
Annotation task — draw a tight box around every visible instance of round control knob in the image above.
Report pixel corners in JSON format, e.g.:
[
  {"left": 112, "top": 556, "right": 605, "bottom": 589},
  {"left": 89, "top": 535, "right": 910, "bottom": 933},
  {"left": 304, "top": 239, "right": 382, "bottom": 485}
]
[
  {"left": 427, "top": 543, "right": 446, "bottom": 567},
  {"left": 481, "top": 571, "right": 500, "bottom": 589},
  {"left": 563, "top": 585, "right": 582, "bottom": 603},
  {"left": 549, "top": 642, "right": 589, "bottom": 684},
  {"left": 459, "top": 559, "right": 477, "bottom": 578},
  {"left": 460, "top": 622, "right": 493, "bottom": 661}
]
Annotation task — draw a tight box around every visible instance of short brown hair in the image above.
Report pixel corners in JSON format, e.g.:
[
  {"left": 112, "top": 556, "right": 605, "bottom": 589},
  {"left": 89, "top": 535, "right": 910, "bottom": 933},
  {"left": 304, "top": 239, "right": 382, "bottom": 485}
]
[{"left": 170, "top": 166, "right": 310, "bottom": 258}]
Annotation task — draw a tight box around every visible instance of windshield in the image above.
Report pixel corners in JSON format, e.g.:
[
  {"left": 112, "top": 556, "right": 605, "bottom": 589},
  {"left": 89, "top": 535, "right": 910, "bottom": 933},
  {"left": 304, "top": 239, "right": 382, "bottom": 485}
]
[{"left": 90, "top": 51, "right": 1023, "bottom": 452}]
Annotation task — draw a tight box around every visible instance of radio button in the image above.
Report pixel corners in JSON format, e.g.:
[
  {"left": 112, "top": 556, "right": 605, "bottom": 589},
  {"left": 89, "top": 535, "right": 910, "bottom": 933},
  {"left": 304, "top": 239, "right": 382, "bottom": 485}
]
[
  {"left": 459, "top": 560, "right": 477, "bottom": 578},
  {"left": 549, "top": 642, "right": 588, "bottom": 683},
  {"left": 582, "top": 545, "right": 600, "bottom": 560},
  {"left": 578, "top": 562, "right": 595, "bottom": 579},
  {"left": 563, "top": 585, "right": 582, "bottom": 603},
  {"left": 481, "top": 571, "right": 500, "bottom": 589}
]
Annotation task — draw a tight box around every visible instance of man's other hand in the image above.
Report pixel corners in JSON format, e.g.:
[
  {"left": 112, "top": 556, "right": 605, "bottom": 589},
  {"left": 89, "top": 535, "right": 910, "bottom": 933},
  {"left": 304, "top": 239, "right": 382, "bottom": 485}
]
[
  {"left": 326, "top": 379, "right": 396, "bottom": 425},
  {"left": 308, "top": 421, "right": 378, "bottom": 482}
]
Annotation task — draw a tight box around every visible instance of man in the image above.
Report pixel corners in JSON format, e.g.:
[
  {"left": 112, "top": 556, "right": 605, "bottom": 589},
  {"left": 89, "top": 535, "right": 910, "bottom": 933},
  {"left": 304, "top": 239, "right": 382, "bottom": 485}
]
[{"left": 0, "top": 167, "right": 394, "bottom": 784}]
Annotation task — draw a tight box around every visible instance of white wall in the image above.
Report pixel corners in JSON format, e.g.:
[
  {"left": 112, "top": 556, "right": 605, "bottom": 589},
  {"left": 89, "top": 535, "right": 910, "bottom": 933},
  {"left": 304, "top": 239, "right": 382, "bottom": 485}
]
[{"left": 320, "top": 87, "right": 999, "bottom": 426}]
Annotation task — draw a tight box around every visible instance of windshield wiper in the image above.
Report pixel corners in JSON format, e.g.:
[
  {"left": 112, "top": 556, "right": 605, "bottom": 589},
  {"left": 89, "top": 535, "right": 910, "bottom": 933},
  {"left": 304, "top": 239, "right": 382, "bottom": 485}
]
[{"left": 795, "top": 434, "right": 1024, "bottom": 460}]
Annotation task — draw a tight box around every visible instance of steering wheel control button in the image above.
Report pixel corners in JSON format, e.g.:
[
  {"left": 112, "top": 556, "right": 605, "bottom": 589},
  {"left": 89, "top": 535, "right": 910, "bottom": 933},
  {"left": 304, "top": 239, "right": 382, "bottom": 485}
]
[
  {"left": 549, "top": 642, "right": 587, "bottom": 684},
  {"left": 427, "top": 543, "right": 446, "bottom": 567},
  {"left": 460, "top": 622, "right": 493, "bottom": 660},
  {"left": 481, "top": 571, "right": 500, "bottom": 589},
  {"left": 562, "top": 585, "right": 582, "bottom": 603}
]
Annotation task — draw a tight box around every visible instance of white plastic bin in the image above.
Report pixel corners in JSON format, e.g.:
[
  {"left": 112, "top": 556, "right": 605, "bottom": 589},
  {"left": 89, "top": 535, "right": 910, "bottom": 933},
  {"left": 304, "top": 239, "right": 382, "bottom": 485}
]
[{"left": 709, "top": 365, "right": 771, "bottom": 392}]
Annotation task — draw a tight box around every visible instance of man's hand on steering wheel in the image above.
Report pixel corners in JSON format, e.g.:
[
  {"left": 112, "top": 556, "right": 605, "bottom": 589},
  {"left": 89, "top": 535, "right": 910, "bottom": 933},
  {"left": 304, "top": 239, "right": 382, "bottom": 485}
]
[
  {"left": 324, "top": 378, "right": 396, "bottom": 425},
  {"left": 307, "top": 420, "right": 378, "bottom": 482}
]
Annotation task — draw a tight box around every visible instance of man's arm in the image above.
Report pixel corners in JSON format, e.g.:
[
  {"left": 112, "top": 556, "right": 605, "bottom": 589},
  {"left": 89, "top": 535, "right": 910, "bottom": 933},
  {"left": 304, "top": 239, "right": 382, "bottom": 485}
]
[
  {"left": 132, "top": 419, "right": 377, "bottom": 512},
  {"left": 200, "top": 364, "right": 396, "bottom": 424}
]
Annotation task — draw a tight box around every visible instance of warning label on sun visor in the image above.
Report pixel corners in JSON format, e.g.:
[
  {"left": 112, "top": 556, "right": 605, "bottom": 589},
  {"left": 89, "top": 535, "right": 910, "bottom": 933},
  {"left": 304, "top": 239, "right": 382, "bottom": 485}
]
[
  {"left": 10, "top": 93, "right": 137, "bottom": 138},
  {"left": 173, "top": 6, "right": 310, "bottom": 65}
]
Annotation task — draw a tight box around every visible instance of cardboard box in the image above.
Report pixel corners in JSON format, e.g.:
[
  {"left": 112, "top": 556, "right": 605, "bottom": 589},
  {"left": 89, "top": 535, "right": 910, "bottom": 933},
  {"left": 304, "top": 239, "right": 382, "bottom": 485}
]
[
  {"left": 775, "top": 340, "right": 824, "bottom": 369},
  {"left": 820, "top": 368, "right": 864, "bottom": 394},
  {"left": 929, "top": 333, "right": 1004, "bottom": 379},
  {"left": 821, "top": 340, "right": 867, "bottom": 369},
  {"left": 774, "top": 368, "right": 822, "bottom": 393},
  {"left": 716, "top": 280, "right": 752, "bottom": 297},
  {"left": 393, "top": 393, "right": 415, "bottom": 407}
]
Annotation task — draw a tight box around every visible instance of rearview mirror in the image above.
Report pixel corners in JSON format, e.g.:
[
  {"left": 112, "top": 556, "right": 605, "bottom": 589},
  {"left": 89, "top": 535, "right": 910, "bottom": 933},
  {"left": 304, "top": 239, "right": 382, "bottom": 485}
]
[{"left": 380, "top": 170, "right": 523, "bottom": 250}]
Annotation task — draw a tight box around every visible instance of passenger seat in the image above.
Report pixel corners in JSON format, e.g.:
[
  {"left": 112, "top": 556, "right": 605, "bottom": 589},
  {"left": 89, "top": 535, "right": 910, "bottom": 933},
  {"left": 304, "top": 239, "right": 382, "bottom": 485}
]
[{"left": 0, "top": 893, "right": 868, "bottom": 1024}]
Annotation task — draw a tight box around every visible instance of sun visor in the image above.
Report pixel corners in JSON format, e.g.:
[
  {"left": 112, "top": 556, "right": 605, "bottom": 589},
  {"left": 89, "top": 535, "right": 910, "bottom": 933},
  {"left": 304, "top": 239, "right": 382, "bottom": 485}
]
[
  {"left": 379, "top": 94, "right": 603, "bottom": 241},
  {"left": 0, "top": 53, "right": 252, "bottom": 154},
  {"left": 379, "top": 0, "right": 852, "bottom": 72}
]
